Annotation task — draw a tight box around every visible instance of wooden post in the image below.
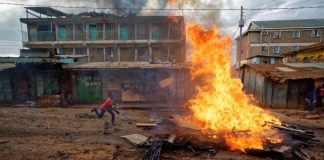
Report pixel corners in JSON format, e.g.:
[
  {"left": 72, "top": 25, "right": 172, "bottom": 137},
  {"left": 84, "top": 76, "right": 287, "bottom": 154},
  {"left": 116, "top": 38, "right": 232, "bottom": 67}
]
[
  {"left": 117, "top": 46, "right": 120, "bottom": 62},
  {"left": 87, "top": 48, "right": 90, "bottom": 62},
  {"left": 103, "top": 23, "right": 106, "bottom": 40},
  {"left": 103, "top": 47, "right": 106, "bottom": 61},
  {"left": 72, "top": 23, "right": 75, "bottom": 41}
]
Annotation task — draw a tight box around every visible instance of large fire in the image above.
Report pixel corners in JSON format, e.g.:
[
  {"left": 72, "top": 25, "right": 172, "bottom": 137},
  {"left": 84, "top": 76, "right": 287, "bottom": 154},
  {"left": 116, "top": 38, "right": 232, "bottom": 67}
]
[{"left": 186, "top": 24, "right": 283, "bottom": 152}]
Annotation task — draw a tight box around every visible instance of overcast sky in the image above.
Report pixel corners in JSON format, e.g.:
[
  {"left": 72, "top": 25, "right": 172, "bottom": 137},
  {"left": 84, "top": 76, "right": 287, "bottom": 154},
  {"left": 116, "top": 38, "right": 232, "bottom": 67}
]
[{"left": 0, "top": 0, "right": 324, "bottom": 59}]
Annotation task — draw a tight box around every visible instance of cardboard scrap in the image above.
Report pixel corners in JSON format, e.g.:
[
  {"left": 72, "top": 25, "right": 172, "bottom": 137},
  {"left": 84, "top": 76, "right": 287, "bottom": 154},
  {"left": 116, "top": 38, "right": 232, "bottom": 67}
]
[
  {"left": 159, "top": 77, "right": 175, "bottom": 88},
  {"left": 121, "top": 134, "right": 148, "bottom": 146},
  {"left": 173, "top": 115, "right": 200, "bottom": 130}
]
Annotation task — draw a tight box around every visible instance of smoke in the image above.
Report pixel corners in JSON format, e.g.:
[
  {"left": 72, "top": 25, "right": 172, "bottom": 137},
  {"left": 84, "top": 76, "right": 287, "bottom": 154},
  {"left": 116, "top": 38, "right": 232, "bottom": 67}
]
[
  {"left": 94, "top": 0, "right": 149, "bottom": 15},
  {"left": 62, "top": 0, "right": 234, "bottom": 28},
  {"left": 140, "top": 0, "right": 234, "bottom": 28}
]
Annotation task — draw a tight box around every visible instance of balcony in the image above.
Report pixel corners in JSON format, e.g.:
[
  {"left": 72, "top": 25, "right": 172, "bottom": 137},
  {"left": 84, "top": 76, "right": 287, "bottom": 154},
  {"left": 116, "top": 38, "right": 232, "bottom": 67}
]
[
  {"left": 30, "top": 31, "right": 56, "bottom": 41},
  {"left": 74, "top": 32, "right": 84, "bottom": 41},
  {"left": 58, "top": 31, "right": 73, "bottom": 41},
  {"left": 87, "top": 30, "right": 103, "bottom": 41},
  {"left": 22, "top": 31, "right": 28, "bottom": 42}
]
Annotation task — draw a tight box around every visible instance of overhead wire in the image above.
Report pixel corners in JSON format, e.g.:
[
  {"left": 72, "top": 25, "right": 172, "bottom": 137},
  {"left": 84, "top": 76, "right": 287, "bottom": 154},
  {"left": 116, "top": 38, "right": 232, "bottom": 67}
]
[{"left": 1, "top": 2, "right": 324, "bottom": 11}]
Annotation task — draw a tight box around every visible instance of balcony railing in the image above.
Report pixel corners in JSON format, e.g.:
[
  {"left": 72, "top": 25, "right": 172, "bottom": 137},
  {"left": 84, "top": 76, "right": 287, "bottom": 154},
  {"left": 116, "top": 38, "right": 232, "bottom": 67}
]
[
  {"left": 30, "top": 31, "right": 56, "bottom": 42},
  {"left": 74, "top": 31, "right": 84, "bottom": 41},
  {"left": 23, "top": 30, "right": 182, "bottom": 42},
  {"left": 22, "top": 31, "right": 28, "bottom": 42},
  {"left": 88, "top": 30, "right": 103, "bottom": 40},
  {"left": 58, "top": 32, "right": 73, "bottom": 41}
]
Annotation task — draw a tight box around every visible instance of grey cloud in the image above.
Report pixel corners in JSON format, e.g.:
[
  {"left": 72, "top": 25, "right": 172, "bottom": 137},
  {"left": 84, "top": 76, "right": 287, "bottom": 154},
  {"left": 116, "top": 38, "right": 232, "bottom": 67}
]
[{"left": 0, "top": 0, "right": 323, "bottom": 57}]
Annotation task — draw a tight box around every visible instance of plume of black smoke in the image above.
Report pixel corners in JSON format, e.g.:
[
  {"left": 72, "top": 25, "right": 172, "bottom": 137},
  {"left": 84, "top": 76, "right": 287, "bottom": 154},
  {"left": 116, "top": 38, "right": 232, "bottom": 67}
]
[
  {"left": 51, "top": 0, "right": 233, "bottom": 28},
  {"left": 29, "top": 0, "right": 233, "bottom": 28},
  {"left": 140, "top": 0, "right": 234, "bottom": 28},
  {"left": 95, "top": 0, "right": 149, "bottom": 15}
]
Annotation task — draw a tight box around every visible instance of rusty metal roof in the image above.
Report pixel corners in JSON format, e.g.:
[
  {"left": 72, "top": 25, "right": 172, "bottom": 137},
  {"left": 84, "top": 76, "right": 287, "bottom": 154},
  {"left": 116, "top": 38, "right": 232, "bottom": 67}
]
[
  {"left": 243, "top": 63, "right": 324, "bottom": 83},
  {"left": 285, "top": 63, "right": 324, "bottom": 69},
  {"left": 26, "top": 7, "right": 67, "bottom": 17},
  {"left": 283, "top": 42, "right": 324, "bottom": 56},
  {"left": 0, "top": 63, "right": 16, "bottom": 71},
  {"left": 252, "top": 19, "right": 324, "bottom": 29},
  {"left": 65, "top": 62, "right": 191, "bottom": 69}
]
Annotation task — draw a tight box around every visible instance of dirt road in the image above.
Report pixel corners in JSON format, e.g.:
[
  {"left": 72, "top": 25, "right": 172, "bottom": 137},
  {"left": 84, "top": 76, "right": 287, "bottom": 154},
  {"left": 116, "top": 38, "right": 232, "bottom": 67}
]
[{"left": 0, "top": 105, "right": 323, "bottom": 160}]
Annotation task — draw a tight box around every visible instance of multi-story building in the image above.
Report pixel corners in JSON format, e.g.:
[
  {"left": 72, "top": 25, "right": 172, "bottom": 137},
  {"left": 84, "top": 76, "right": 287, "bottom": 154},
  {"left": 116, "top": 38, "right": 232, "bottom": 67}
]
[
  {"left": 21, "top": 7, "right": 186, "bottom": 63},
  {"left": 236, "top": 19, "right": 324, "bottom": 66},
  {"left": 0, "top": 7, "right": 191, "bottom": 104}
]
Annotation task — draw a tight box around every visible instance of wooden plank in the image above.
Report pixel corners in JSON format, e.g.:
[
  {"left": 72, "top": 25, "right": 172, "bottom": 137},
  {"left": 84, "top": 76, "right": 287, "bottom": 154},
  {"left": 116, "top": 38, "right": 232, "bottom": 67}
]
[
  {"left": 304, "top": 115, "right": 324, "bottom": 120},
  {"left": 136, "top": 123, "right": 158, "bottom": 127},
  {"left": 159, "top": 77, "right": 175, "bottom": 88},
  {"left": 167, "top": 134, "right": 177, "bottom": 144}
]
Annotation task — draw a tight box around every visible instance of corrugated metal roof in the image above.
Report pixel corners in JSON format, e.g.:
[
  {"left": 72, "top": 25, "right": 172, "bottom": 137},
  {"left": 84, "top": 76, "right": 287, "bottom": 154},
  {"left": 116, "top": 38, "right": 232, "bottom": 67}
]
[
  {"left": 65, "top": 62, "right": 191, "bottom": 69},
  {"left": 243, "top": 63, "right": 324, "bottom": 83},
  {"left": 0, "top": 57, "right": 76, "bottom": 64},
  {"left": 283, "top": 42, "right": 324, "bottom": 55},
  {"left": 252, "top": 19, "right": 324, "bottom": 29},
  {"left": 26, "top": 7, "right": 67, "bottom": 17},
  {"left": 276, "top": 67, "right": 296, "bottom": 72},
  {"left": 0, "top": 63, "right": 15, "bottom": 71},
  {"left": 284, "top": 63, "right": 324, "bottom": 69}
]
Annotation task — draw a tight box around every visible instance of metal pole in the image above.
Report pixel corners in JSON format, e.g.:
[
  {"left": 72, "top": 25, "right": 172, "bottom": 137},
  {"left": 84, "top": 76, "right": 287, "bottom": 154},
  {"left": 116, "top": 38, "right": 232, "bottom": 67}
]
[{"left": 238, "top": 6, "right": 244, "bottom": 79}]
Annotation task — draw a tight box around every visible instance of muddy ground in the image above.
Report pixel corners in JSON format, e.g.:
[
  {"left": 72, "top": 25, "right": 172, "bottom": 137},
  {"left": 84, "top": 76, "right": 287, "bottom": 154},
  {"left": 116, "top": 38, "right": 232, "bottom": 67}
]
[{"left": 0, "top": 104, "right": 323, "bottom": 160}]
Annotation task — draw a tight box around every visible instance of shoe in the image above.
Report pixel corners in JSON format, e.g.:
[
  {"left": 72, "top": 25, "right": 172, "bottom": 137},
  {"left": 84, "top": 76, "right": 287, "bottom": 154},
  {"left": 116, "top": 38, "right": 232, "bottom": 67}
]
[{"left": 91, "top": 108, "right": 96, "bottom": 112}]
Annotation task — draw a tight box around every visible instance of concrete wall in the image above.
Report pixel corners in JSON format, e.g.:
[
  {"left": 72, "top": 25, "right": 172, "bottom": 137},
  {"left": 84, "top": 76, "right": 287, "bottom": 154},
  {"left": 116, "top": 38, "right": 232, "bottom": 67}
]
[
  {"left": 72, "top": 68, "right": 192, "bottom": 104},
  {"left": 296, "top": 49, "right": 324, "bottom": 62},
  {"left": 237, "top": 28, "right": 323, "bottom": 65}
]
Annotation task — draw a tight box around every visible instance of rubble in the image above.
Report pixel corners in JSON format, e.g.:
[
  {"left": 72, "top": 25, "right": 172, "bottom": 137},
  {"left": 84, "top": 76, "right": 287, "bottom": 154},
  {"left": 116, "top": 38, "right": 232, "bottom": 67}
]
[
  {"left": 141, "top": 140, "right": 163, "bottom": 160},
  {"left": 121, "top": 134, "right": 148, "bottom": 146},
  {"left": 36, "top": 95, "right": 61, "bottom": 107}
]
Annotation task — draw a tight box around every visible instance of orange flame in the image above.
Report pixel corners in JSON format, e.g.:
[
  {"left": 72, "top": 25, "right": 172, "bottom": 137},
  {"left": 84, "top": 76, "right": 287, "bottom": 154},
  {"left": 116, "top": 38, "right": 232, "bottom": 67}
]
[
  {"left": 167, "top": 0, "right": 181, "bottom": 6},
  {"left": 186, "top": 24, "right": 283, "bottom": 152}
]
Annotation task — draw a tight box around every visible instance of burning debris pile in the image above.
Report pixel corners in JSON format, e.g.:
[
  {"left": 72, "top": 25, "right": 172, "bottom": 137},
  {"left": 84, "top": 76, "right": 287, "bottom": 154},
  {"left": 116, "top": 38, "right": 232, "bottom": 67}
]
[
  {"left": 123, "top": 117, "right": 319, "bottom": 160},
  {"left": 186, "top": 24, "right": 283, "bottom": 152},
  {"left": 121, "top": 24, "right": 320, "bottom": 160}
]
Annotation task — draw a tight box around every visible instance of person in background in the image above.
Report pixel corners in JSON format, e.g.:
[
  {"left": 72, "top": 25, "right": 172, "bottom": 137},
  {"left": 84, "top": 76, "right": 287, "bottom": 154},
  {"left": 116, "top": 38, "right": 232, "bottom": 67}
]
[
  {"left": 91, "top": 92, "right": 119, "bottom": 124},
  {"left": 305, "top": 86, "right": 315, "bottom": 111},
  {"left": 316, "top": 83, "right": 324, "bottom": 111}
]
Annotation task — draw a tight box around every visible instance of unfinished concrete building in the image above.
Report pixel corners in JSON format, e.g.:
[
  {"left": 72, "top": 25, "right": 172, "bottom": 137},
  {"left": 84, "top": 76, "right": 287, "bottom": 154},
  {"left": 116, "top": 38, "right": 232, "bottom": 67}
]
[
  {"left": 21, "top": 7, "right": 186, "bottom": 63},
  {"left": 19, "top": 7, "right": 190, "bottom": 104}
]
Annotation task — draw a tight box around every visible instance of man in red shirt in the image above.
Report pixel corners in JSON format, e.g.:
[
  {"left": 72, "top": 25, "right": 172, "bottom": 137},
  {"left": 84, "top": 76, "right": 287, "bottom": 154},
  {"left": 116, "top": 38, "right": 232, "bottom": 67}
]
[{"left": 91, "top": 92, "right": 119, "bottom": 124}]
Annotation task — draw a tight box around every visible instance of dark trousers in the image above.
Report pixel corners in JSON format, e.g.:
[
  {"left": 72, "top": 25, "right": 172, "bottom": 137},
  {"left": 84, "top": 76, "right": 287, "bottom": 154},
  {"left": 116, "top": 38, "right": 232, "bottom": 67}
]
[
  {"left": 317, "top": 96, "right": 323, "bottom": 108},
  {"left": 94, "top": 107, "right": 115, "bottom": 123}
]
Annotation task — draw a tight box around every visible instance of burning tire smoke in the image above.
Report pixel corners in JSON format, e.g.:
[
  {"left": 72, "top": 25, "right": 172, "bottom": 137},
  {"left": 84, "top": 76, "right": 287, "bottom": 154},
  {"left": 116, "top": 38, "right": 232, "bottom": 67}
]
[{"left": 186, "top": 24, "right": 283, "bottom": 152}]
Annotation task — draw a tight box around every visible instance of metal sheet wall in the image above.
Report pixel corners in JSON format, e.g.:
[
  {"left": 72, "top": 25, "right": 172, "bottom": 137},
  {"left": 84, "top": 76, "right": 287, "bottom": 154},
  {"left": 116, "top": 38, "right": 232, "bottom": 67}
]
[{"left": 76, "top": 72, "right": 102, "bottom": 102}]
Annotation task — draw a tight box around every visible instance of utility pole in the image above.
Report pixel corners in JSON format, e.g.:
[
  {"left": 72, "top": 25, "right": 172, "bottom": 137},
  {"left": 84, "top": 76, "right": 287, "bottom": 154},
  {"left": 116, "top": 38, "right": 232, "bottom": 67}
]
[{"left": 238, "top": 6, "right": 244, "bottom": 79}]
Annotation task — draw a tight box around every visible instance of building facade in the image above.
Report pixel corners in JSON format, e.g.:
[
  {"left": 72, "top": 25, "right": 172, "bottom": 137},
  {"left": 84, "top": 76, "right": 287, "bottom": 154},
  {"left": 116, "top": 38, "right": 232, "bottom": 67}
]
[
  {"left": 236, "top": 19, "right": 324, "bottom": 67},
  {"left": 21, "top": 7, "right": 186, "bottom": 64},
  {"left": 15, "top": 7, "right": 191, "bottom": 104}
]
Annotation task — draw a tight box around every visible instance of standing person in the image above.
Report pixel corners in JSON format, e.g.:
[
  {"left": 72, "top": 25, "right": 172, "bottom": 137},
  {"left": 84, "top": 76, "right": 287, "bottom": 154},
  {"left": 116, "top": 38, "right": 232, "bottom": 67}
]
[
  {"left": 305, "top": 86, "right": 315, "bottom": 111},
  {"left": 91, "top": 92, "right": 119, "bottom": 124},
  {"left": 316, "top": 83, "right": 324, "bottom": 110}
]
